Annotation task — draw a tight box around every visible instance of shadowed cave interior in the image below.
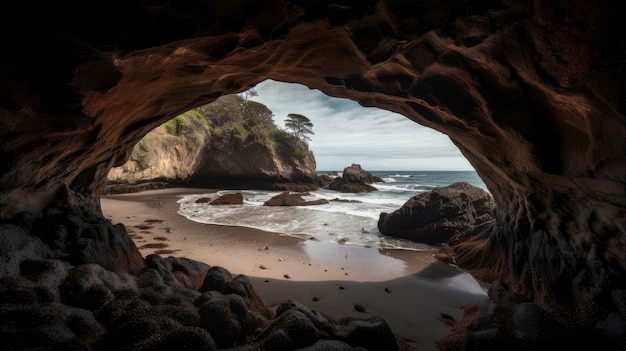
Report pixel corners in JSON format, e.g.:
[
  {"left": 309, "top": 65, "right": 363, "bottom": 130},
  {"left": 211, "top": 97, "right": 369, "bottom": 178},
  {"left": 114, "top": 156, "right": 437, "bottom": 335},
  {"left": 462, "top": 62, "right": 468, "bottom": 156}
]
[{"left": 0, "top": 0, "right": 625, "bottom": 350}]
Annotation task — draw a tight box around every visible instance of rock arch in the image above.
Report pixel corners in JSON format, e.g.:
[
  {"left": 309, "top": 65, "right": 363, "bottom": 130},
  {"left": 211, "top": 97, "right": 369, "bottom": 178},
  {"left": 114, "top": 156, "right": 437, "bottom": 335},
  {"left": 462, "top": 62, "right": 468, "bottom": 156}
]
[{"left": 1, "top": 0, "right": 625, "bottom": 343}]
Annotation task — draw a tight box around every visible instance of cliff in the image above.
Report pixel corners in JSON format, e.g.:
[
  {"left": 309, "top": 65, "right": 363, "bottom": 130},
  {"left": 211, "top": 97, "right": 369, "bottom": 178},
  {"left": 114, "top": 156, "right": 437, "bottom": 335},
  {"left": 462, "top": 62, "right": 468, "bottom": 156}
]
[{"left": 107, "top": 95, "right": 318, "bottom": 191}]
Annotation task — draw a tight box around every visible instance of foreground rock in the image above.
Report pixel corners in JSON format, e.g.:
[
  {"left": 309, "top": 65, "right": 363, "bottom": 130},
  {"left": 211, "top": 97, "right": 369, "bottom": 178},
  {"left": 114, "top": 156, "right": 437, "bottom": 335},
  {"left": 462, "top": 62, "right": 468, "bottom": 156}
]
[
  {"left": 0, "top": 213, "right": 403, "bottom": 350},
  {"left": 437, "top": 281, "right": 624, "bottom": 351},
  {"left": 263, "top": 192, "right": 329, "bottom": 206},
  {"left": 327, "top": 164, "right": 382, "bottom": 193},
  {"left": 378, "top": 182, "right": 495, "bottom": 245}
]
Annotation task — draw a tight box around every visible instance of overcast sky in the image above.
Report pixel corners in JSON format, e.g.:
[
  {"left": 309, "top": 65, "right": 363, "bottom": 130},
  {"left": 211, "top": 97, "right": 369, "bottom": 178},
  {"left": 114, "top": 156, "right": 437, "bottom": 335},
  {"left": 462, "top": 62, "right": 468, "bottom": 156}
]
[{"left": 250, "top": 79, "right": 474, "bottom": 172}]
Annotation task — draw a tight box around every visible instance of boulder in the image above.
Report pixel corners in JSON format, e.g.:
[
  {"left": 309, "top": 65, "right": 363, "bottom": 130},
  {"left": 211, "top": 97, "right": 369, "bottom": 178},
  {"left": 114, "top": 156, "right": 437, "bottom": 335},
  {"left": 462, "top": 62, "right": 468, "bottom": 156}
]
[
  {"left": 327, "top": 164, "right": 382, "bottom": 193},
  {"left": 209, "top": 193, "right": 243, "bottom": 205},
  {"left": 378, "top": 182, "right": 495, "bottom": 245},
  {"left": 341, "top": 164, "right": 383, "bottom": 184},
  {"left": 317, "top": 175, "right": 335, "bottom": 187},
  {"left": 263, "top": 192, "right": 329, "bottom": 206}
]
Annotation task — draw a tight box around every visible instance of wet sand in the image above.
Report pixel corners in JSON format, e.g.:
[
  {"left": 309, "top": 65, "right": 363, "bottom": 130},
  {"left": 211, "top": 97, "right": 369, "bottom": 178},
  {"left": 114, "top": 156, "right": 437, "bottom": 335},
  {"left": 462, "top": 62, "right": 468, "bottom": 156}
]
[{"left": 100, "top": 187, "right": 489, "bottom": 350}]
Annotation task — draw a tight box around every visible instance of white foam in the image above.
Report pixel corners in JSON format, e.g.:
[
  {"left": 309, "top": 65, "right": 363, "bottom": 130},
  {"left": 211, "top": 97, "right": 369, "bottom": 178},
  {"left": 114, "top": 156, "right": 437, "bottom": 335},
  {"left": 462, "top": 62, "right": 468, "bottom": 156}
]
[{"left": 442, "top": 272, "right": 488, "bottom": 296}]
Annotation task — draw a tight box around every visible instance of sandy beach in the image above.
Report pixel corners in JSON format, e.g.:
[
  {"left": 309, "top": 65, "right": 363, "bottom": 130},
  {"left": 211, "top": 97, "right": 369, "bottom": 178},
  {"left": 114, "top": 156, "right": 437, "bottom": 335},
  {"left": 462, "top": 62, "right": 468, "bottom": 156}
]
[{"left": 100, "top": 187, "right": 489, "bottom": 350}]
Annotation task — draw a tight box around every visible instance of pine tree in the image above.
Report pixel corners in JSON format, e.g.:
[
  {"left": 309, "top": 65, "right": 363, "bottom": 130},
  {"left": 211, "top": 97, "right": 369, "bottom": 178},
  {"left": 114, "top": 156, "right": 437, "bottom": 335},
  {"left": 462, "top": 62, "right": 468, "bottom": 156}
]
[{"left": 284, "top": 113, "right": 314, "bottom": 141}]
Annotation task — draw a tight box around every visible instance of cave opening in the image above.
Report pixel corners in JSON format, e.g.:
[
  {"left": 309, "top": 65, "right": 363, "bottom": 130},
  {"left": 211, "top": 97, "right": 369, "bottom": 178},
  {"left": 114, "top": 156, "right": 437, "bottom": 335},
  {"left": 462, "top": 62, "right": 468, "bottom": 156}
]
[
  {"left": 104, "top": 78, "right": 489, "bottom": 252},
  {"left": 100, "top": 79, "right": 493, "bottom": 350}
]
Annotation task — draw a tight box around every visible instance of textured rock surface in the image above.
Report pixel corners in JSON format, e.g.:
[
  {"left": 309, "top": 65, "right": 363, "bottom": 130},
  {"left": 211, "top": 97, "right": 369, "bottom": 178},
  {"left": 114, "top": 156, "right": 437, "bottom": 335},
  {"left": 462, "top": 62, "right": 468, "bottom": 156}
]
[
  {"left": 107, "top": 105, "right": 319, "bottom": 191},
  {"left": 1, "top": 221, "right": 406, "bottom": 350},
  {"left": 1, "top": 0, "right": 626, "bottom": 348},
  {"left": 378, "top": 182, "right": 495, "bottom": 245},
  {"left": 210, "top": 193, "right": 245, "bottom": 206},
  {"left": 328, "top": 164, "right": 382, "bottom": 192},
  {"left": 263, "top": 191, "right": 330, "bottom": 206}
]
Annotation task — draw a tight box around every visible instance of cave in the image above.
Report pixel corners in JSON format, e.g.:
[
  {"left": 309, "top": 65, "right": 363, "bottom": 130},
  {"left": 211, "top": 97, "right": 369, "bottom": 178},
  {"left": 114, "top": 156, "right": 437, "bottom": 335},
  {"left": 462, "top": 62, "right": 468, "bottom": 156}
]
[{"left": 1, "top": 0, "right": 625, "bottom": 350}]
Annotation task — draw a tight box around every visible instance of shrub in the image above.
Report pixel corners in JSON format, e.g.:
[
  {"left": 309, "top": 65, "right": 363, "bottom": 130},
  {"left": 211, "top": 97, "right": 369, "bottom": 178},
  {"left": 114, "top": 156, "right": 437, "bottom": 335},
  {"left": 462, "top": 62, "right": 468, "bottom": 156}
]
[{"left": 232, "top": 124, "right": 249, "bottom": 142}]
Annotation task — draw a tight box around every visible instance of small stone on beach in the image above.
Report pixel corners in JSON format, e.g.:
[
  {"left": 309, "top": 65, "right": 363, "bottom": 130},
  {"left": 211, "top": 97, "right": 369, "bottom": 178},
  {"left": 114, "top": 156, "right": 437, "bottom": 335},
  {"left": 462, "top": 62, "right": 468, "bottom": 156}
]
[
  {"left": 259, "top": 264, "right": 267, "bottom": 269},
  {"left": 354, "top": 304, "right": 366, "bottom": 312},
  {"left": 284, "top": 274, "right": 291, "bottom": 279},
  {"left": 385, "top": 288, "right": 391, "bottom": 293},
  {"left": 439, "top": 312, "right": 456, "bottom": 326},
  {"left": 312, "top": 297, "right": 319, "bottom": 302},
  {"left": 339, "top": 286, "right": 345, "bottom": 290}
]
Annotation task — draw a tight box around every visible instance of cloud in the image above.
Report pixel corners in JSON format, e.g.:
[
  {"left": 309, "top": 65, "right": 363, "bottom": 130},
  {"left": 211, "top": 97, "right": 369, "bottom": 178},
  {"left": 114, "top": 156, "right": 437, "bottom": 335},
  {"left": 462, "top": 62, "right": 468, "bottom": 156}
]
[{"left": 251, "top": 80, "right": 474, "bottom": 171}]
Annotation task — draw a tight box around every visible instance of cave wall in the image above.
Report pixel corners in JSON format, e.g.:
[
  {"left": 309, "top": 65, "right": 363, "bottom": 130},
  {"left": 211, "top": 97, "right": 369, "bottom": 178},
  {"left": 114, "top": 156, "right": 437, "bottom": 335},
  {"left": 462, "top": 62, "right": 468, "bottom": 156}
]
[{"left": 1, "top": 0, "right": 625, "bottom": 323}]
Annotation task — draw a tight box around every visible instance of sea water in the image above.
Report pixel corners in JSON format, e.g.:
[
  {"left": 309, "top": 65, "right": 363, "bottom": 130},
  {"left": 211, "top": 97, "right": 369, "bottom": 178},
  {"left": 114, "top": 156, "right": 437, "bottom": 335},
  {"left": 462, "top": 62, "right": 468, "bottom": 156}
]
[{"left": 177, "top": 171, "right": 487, "bottom": 251}]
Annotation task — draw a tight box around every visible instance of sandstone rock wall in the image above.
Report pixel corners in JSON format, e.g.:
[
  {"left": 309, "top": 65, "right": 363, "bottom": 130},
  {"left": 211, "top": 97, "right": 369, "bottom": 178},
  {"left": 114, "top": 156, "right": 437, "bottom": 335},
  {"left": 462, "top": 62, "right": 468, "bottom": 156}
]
[
  {"left": 107, "top": 98, "right": 318, "bottom": 190},
  {"left": 1, "top": 0, "right": 625, "bottom": 346}
]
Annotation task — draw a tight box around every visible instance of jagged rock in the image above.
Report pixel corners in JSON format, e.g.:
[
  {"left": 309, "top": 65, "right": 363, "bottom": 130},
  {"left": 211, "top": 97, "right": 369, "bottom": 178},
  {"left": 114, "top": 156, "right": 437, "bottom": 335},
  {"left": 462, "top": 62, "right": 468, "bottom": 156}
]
[
  {"left": 102, "top": 182, "right": 168, "bottom": 195},
  {"left": 317, "top": 175, "right": 336, "bottom": 187},
  {"left": 0, "top": 214, "right": 408, "bottom": 351},
  {"left": 263, "top": 192, "right": 329, "bottom": 206},
  {"left": 0, "top": 303, "right": 104, "bottom": 350},
  {"left": 436, "top": 281, "right": 625, "bottom": 351},
  {"left": 342, "top": 164, "right": 383, "bottom": 184},
  {"left": 378, "top": 182, "right": 495, "bottom": 245},
  {"left": 328, "top": 164, "right": 381, "bottom": 193},
  {"left": 209, "top": 193, "right": 244, "bottom": 205},
  {"left": 255, "top": 299, "right": 399, "bottom": 351},
  {"left": 0, "top": 224, "right": 51, "bottom": 279}
]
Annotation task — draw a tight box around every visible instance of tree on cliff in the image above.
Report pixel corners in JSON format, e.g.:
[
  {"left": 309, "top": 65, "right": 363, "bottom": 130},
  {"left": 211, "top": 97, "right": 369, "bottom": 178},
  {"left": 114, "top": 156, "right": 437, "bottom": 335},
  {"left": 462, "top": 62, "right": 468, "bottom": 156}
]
[{"left": 284, "top": 113, "right": 314, "bottom": 141}]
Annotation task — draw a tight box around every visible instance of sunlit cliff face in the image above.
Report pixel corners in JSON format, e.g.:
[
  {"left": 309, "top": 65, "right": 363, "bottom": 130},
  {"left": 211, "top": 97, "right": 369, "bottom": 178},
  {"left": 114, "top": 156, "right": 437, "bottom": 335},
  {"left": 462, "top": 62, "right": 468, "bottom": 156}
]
[{"left": 1, "top": 0, "right": 625, "bottom": 327}]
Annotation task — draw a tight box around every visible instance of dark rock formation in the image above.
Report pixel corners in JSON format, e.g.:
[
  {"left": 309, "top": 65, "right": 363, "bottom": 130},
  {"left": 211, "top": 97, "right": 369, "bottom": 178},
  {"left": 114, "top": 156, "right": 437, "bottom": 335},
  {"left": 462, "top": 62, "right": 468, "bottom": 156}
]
[
  {"left": 317, "top": 174, "right": 336, "bottom": 188},
  {"left": 437, "top": 281, "right": 625, "bottom": 351},
  {"left": 210, "top": 193, "right": 244, "bottom": 205},
  {"left": 328, "top": 164, "right": 382, "bottom": 192},
  {"left": 378, "top": 182, "right": 495, "bottom": 245},
  {"left": 0, "top": 219, "right": 405, "bottom": 350},
  {"left": 263, "top": 192, "right": 329, "bottom": 206},
  {"left": 1, "top": 0, "right": 626, "bottom": 349},
  {"left": 342, "top": 164, "right": 384, "bottom": 184},
  {"left": 102, "top": 182, "right": 169, "bottom": 195}
]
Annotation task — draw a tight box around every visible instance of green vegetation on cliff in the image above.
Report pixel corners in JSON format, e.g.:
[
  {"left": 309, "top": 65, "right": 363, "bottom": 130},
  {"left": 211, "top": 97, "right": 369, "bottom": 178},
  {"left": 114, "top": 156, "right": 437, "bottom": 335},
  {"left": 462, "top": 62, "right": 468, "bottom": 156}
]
[
  {"left": 107, "top": 93, "right": 317, "bottom": 186},
  {"left": 158, "top": 94, "right": 309, "bottom": 155}
]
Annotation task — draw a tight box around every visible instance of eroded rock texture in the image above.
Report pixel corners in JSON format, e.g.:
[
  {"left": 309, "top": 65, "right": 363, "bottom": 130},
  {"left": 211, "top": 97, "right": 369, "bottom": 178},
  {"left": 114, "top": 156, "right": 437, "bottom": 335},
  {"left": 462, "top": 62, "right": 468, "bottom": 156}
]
[
  {"left": 1, "top": 0, "right": 625, "bottom": 348},
  {"left": 328, "top": 164, "right": 383, "bottom": 193},
  {"left": 1, "top": 224, "right": 404, "bottom": 351},
  {"left": 378, "top": 182, "right": 495, "bottom": 245}
]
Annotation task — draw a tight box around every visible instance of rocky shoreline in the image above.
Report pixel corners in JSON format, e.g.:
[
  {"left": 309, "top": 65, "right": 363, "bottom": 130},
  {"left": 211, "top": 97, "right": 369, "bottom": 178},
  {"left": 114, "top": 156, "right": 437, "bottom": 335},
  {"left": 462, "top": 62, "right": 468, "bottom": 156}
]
[
  {"left": 0, "top": 204, "right": 410, "bottom": 350},
  {"left": 3, "top": 184, "right": 621, "bottom": 350}
]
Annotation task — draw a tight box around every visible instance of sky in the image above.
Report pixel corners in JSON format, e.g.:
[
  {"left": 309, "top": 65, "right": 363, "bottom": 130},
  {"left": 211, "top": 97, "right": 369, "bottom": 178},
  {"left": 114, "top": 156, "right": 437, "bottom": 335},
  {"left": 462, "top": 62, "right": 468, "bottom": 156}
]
[{"left": 250, "top": 79, "right": 475, "bottom": 172}]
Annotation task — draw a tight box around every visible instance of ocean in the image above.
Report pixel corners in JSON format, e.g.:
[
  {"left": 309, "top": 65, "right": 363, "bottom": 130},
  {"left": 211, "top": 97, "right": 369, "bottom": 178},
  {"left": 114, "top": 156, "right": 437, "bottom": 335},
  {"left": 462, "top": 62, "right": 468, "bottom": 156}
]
[{"left": 177, "top": 171, "right": 487, "bottom": 251}]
